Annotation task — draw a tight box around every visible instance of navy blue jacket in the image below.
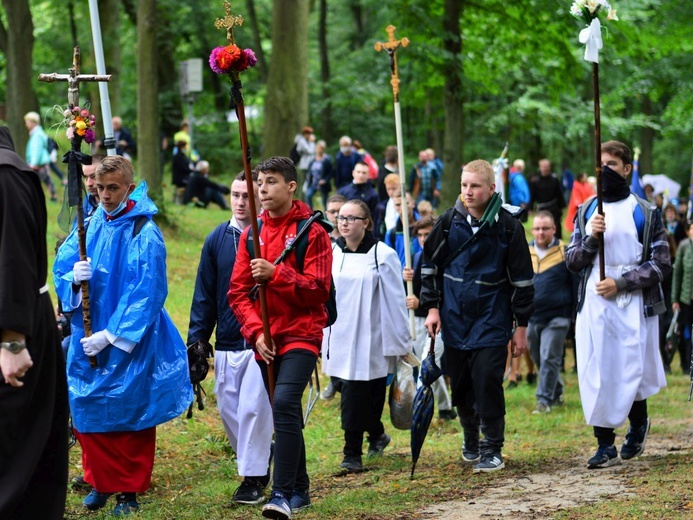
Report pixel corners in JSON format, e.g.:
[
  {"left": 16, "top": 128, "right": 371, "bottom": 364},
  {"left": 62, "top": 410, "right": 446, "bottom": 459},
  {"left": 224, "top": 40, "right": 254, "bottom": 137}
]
[
  {"left": 337, "top": 181, "right": 379, "bottom": 215},
  {"left": 529, "top": 238, "right": 577, "bottom": 323},
  {"left": 187, "top": 220, "right": 248, "bottom": 351},
  {"left": 334, "top": 151, "right": 363, "bottom": 189},
  {"left": 420, "top": 198, "right": 534, "bottom": 350}
]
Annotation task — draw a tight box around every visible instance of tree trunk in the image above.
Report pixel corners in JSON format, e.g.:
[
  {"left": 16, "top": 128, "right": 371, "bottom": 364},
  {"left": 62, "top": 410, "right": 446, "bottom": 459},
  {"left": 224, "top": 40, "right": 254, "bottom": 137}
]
[
  {"left": 137, "top": 0, "right": 162, "bottom": 208},
  {"left": 318, "top": 0, "right": 332, "bottom": 143},
  {"left": 246, "top": 0, "right": 268, "bottom": 82},
  {"left": 262, "top": 0, "right": 310, "bottom": 159},
  {"left": 441, "top": 0, "right": 463, "bottom": 208},
  {"left": 2, "top": 0, "right": 38, "bottom": 156}
]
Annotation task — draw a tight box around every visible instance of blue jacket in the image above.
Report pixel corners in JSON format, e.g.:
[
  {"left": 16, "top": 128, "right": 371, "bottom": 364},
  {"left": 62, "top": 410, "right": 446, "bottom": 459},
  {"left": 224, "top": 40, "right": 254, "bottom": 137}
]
[
  {"left": 337, "top": 181, "right": 380, "bottom": 215},
  {"left": 54, "top": 182, "right": 192, "bottom": 433},
  {"left": 420, "top": 198, "right": 535, "bottom": 350},
  {"left": 334, "top": 151, "right": 362, "bottom": 189},
  {"left": 385, "top": 214, "right": 422, "bottom": 268},
  {"left": 508, "top": 171, "right": 530, "bottom": 207},
  {"left": 529, "top": 238, "right": 577, "bottom": 323},
  {"left": 187, "top": 219, "right": 247, "bottom": 351}
]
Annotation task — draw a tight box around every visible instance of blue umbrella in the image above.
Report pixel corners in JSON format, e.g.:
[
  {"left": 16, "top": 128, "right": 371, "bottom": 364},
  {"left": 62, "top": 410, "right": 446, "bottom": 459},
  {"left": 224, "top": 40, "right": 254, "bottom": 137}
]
[{"left": 410, "top": 336, "right": 443, "bottom": 478}]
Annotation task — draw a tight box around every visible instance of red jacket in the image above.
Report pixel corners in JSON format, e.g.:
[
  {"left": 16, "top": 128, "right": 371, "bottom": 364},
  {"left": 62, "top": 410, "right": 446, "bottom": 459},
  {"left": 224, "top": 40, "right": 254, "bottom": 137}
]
[{"left": 228, "top": 200, "right": 332, "bottom": 356}]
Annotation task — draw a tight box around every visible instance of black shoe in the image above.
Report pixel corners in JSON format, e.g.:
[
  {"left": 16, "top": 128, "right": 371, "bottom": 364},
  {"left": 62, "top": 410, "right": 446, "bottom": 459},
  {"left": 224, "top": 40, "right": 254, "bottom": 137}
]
[
  {"left": 439, "top": 409, "right": 458, "bottom": 421},
  {"left": 620, "top": 418, "right": 651, "bottom": 460},
  {"left": 507, "top": 380, "right": 519, "bottom": 389},
  {"left": 233, "top": 477, "right": 268, "bottom": 505},
  {"left": 71, "top": 475, "right": 92, "bottom": 491},
  {"left": 526, "top": 372, "right": 537, "bottom": 385},
  {"left": 340, "top": 456, "right": 363, "bottom": 472},
  {"left": 473, "top": 453, "right": 505, "bottom": 473},
  {"left": 587, "top": 444, "right": 620, "bottom": 469},
  {"left": 366, "top": 432, "right": 391, "bottom": 458}
]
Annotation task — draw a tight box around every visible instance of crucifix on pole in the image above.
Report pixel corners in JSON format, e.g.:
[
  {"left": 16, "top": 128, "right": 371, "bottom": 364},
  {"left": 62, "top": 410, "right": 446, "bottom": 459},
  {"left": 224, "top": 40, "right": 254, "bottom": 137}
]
[
  {"left": 38, "top": 46, "right": 111, "bottom": 368},
  {"left": 375, "top": 25, "right": 416, "bottom": 340}
]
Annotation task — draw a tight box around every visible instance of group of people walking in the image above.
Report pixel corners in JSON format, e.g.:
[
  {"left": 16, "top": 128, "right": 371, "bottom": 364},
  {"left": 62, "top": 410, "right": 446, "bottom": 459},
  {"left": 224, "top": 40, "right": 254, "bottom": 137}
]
[{"left": 0, "top": 124, "right": 678, "bottom": 520}]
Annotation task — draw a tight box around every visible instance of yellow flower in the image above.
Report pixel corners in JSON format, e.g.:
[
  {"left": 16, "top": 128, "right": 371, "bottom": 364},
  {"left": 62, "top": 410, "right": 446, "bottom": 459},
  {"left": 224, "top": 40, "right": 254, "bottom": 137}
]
[
  {"left": 607, "top": 8, "right": 618, "bottom": 20},
  {"left": 76, "top": 120, "right": 87, "bottom": 131}
]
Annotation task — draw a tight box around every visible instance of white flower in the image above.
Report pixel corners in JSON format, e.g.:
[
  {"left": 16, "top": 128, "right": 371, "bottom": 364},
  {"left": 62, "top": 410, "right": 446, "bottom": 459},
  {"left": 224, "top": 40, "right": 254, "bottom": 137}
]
[
  {"left": 586, "top": 0, "right": 599, "bottom": 14},
  {"left": 607, "top": 8, "right": 618, "bottom": 20},
  {"left": 570, "top": 3, "right": 583, "bottom": 16}
]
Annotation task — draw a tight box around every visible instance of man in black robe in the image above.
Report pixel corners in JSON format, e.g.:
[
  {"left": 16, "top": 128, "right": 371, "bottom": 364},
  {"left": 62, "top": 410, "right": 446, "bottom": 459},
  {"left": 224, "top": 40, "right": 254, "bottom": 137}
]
[{"left": 0, "top": 126, "right": 69, "bottom": 519}]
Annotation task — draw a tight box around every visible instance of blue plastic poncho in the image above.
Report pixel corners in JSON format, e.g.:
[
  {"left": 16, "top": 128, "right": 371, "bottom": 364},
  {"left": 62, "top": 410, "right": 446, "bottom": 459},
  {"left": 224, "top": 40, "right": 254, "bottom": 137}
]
[{"left": 54, "top": 182, "right": 192, "bottom": 433}]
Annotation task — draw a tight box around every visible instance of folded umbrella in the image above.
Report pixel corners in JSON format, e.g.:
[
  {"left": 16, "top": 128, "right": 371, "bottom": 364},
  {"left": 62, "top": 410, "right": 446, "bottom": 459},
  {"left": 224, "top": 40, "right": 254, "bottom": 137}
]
[{"left": 410, "top": 336, "right": 444, "bottom": 478}]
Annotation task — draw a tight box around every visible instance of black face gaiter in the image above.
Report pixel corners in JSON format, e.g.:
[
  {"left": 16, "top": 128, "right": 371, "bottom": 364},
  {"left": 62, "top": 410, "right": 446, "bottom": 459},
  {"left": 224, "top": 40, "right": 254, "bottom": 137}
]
[{"left": 601, "top": 164, "right": 631, "bottom": 202}]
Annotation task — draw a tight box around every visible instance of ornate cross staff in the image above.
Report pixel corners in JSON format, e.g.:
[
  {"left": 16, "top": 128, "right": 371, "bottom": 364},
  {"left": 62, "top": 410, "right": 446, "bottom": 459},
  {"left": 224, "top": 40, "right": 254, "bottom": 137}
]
[
  {"left": 39, "top": 46, "right": 111, "bottom": 368},
  {"left": 571, "top": 0, "right": 618, "bottom": 280},
  {"left": 376, "top": 25, "right": 416, "bottom": 340},
  {"left": 211, "top": 1, "right": 274, "bottom": 402}
]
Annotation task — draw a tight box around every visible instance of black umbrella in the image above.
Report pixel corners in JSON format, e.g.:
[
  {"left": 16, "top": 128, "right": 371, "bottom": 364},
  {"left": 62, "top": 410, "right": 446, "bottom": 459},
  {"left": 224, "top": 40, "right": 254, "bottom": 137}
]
[{"left": 410, "top": 336, "right": 444, "bottom": 478}]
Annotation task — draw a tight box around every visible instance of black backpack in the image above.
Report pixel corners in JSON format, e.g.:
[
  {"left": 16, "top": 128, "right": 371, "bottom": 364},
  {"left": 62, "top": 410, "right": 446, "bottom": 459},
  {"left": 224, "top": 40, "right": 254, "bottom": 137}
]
[
  {"left": 247, "top": 211, "right": 338, "bottom": 326},
  {"left": 289, "top": 142, "right": 301, "bottom": 165}
]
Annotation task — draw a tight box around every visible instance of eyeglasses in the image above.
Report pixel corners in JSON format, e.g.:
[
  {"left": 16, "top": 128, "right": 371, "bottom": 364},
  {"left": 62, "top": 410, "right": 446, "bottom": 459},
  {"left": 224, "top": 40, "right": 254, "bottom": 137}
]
[{"left": 337, "top": 215, "right": 367, "bottom": 224}]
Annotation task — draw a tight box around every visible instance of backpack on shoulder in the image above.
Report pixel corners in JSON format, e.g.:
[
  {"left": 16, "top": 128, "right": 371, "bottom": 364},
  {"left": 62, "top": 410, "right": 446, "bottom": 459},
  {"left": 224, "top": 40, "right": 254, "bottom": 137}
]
[
  {"left": 289, "top": 142, "right": 301, "bottom": 165},
  {"left": 247, "top": 210, "right": 338, "bottom": 326}
]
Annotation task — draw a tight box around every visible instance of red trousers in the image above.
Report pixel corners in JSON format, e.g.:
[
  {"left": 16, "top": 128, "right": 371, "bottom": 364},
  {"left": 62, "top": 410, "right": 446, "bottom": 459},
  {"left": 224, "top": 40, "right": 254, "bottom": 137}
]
[{"left": 74, "top": 427, "right": 156, "bottom": 493}]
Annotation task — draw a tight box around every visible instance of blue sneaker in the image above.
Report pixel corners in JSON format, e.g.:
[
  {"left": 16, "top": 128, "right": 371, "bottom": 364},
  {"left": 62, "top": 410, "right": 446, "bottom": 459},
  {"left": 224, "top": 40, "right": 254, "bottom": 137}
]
[
  {"left": 621, "top": 418, "right": 651, "bottom": 460},
  {"left": 82, "top": 489, "right": 112, "bottom": 510},
  {"left": 262, "top": 491, "right": 292, "bottom": 520},
  {"left": 289, "top": 490, "right": 311, "bottom": 512},
  {"left": 473, "top": 453, "right": 505, "bottom": 473},
  {"left": 587, "top": 444, "right": 620, "bottom": 469}
]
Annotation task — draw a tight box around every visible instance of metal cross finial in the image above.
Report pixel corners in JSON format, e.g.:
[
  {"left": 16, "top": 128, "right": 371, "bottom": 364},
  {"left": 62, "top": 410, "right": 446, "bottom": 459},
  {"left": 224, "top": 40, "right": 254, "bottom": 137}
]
[
  {"left": 214, "top": 1, "right": 245, "bottom": 45},
  {"left": 38, "top": 46, "right": 111, "bottom": 108},
  {"left": 375, "top": 25, "right": 409, "bottom": 97}
]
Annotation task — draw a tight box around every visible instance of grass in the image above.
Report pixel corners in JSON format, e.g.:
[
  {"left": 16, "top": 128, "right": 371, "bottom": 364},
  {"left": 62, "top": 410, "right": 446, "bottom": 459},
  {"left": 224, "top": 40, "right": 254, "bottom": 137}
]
[{"left": 41, "top": 182, "right": 693, "bottom": 519}]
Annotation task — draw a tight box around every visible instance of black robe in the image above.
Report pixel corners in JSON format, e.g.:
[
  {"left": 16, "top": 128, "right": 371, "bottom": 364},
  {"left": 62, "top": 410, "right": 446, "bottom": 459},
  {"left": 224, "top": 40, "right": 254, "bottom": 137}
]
[{"left": 0, "top": 126, "right": 68, "bottom": 519}]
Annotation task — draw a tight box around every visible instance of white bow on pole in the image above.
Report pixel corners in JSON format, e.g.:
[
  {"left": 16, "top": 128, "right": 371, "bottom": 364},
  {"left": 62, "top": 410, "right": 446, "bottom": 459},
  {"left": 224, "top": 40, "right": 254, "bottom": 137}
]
[{"left": 579, "top": 17, "right": 603, "bottom": 63}]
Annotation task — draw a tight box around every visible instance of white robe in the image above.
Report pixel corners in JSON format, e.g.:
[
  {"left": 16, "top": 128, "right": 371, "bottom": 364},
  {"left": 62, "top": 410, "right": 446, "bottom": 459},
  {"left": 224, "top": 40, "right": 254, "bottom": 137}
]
[
  {"left": 322, "top": 242, "right": 411, "bottom": 381},
  {"left": 575, "top": 195, "right": 667, "bottom": 429}
]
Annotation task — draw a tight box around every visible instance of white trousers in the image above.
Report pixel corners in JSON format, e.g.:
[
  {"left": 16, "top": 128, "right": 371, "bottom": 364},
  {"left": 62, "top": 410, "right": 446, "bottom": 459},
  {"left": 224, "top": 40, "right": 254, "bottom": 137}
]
[{"left": 214, "top": 350, "right": 274, "bottom": 477}]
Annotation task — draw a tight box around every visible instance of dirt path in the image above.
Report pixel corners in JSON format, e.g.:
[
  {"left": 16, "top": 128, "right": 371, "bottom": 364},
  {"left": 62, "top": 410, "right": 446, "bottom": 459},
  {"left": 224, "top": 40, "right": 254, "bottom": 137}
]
[{"left": 417, "top": 427, "right": 693, "bottom": 519}]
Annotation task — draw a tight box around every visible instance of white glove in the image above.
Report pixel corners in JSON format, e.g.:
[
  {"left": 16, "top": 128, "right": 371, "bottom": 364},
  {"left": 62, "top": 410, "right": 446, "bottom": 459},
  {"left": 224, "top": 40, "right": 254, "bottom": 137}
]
[
  {"left": 73, "top": 259, "right": 92, "bottom": 283},
  {"left": 80, "top": 330, "right": 111, "bottom": 356}
]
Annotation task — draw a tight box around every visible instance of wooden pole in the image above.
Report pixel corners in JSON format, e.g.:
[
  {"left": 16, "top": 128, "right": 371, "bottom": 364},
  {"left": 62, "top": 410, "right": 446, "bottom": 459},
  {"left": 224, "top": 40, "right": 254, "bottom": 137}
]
[{"left": 593, "top": 62, "right": 605, "bottom": 281}]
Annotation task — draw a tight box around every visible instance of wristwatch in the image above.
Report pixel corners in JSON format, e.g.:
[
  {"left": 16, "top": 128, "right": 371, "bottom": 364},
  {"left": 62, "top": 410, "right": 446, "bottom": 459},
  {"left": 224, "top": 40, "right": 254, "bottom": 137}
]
[{"left": 1, "top": 340, "right": 27, "bottom": 354}]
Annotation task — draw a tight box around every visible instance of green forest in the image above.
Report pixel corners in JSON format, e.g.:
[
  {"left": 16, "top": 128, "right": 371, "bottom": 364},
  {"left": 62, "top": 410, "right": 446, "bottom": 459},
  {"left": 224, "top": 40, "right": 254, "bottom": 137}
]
[{"left": 1, "top": 0, "right": 691, "bottom": 208}]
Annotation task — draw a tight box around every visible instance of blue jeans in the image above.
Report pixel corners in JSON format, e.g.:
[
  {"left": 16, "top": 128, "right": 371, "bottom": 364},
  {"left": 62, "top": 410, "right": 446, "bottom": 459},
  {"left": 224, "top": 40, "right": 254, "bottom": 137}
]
[
  {"left": 258, "top": 349, "right": 317, "bottom": 496},
  {"left": 528, "top": 317, "right": 570, "bottom": 406}
]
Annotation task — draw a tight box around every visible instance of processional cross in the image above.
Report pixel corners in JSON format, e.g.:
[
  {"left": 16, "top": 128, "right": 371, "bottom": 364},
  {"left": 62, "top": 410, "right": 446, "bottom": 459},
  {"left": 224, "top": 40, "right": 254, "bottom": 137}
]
[
  {"left": 38, "top": 46, "right": 111, "bottom": 369},
  {"left": 214, "top": 0, "right": 245, "bottom": 46},
  {"left": 375, "top": 25, "right": 409, "bottom": 99}
]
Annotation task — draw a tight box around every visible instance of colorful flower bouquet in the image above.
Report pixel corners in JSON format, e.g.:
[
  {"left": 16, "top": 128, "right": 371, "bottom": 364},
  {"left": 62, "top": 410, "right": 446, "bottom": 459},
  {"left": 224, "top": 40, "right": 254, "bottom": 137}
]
[
  {"left": 64, "top": 105, "right": 97, "bottom": 144},
  {"left": 209, "top": 44, "right": 257, "bottom": 75}
]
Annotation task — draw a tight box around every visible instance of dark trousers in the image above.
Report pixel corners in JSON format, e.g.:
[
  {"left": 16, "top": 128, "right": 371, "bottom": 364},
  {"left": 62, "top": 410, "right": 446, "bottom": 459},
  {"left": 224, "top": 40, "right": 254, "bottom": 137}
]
[
  {"left": 340, "top": 377, "right": 387, "bottom": 458},
  {"left": 446, "top": 346, "right": 507, "bottom": 454},
  {"left": 593, "top": 400, "right": 648, "bottom": 446},
  {"left": 677, "top": 303, "right": 693, "bottom": 373},
  {"left": 258, "top": 349, "right": 317, "bottom": 496}
]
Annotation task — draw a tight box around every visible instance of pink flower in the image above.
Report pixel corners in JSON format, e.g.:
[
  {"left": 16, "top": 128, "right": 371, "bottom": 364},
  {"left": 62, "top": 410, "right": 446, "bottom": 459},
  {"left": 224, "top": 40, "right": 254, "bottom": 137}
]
[
  {"left": 66, "top": 127, "right": 75, "bottom": 140},
  {"left": 81, "top": 109, "right": 89, "bottom": 118},
  {"left": 84, "top": 128, "right": 95, "bottom": 144},
  {"left": 235, "top": 48, "right": 258, "bottom": 71},
  {"left": 72, "top": 106, "right": 80, "bottom": 113},
  {"left": 63, "top": 109, "right": 71, "bottom": 117}
]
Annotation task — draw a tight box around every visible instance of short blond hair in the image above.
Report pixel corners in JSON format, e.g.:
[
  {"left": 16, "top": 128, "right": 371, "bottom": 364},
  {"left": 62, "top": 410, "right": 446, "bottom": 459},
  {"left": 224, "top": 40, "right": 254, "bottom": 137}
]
[
  {"left": 462, "top": 159, "right": 494, "bottom": 186},
  {"left": 513, "top": 159, "right": 525, "bottom": 170},
  {"left": 384, "top": 173, "right": 400, "bottom": 188},
  {"left": 24, "top": 111, "right": 40, "bottom": 124},
  {"left": 96, "top": 155, "right": 134, "bottom": 184}
]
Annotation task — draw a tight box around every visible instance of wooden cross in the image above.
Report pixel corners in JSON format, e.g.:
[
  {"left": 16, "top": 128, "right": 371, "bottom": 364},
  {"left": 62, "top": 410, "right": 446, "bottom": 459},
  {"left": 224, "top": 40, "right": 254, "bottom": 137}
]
[
  {"left": 38, "top": 46, "right": 111, "bottom": 108},
  {"left": 214, "top": 0, "right": 244, "bottom": 45},
  {"left": 375, "top": 25, "right": 409, "bottom": 97}
]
